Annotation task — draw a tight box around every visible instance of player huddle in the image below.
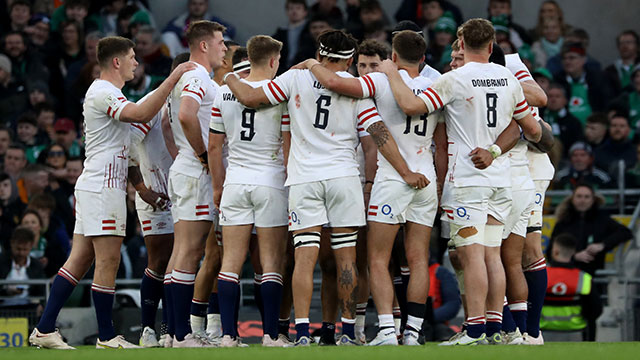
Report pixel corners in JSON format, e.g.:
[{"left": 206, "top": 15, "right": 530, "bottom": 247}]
[{"left": 28, "top": 17, "right": 555, "bottom": 349}]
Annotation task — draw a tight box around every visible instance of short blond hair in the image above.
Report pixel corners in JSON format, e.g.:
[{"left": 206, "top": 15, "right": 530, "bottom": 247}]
[
  {"left": 461, "top": 18, "right": 495, "bottom": 50},
  {"left": 247, "top": 35, "right": 283, "bottom": 66}
]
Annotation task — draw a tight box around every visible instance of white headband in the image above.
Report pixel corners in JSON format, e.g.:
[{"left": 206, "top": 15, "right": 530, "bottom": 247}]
[
  {"left": 318, "top": 42, "right": 355, "bottom": 59},
  {"left": 233, "top": 60, "right": 250, "bottom": 73}
]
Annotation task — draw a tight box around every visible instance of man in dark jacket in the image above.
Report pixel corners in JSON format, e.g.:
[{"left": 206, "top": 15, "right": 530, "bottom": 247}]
[
  {"left": 604, "top": 30, "right": 640, "bottom": 97},
  {"left": 594, "top": 114, "right": 636, "bottom": 179},
  {"left": 554, "top": 43, "right": 612, "bottom": 126},
  {"left": 0, "top": 226, "right": 46, "bottom": 307},
  {"left": 272, "top": 0, "right": 311, "bottom": 74}
]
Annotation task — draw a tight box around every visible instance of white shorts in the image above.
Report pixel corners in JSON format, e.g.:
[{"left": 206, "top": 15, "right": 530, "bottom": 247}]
[
  {"left": 502, "top": 188, "right": 535, "bottom": 239},
  {"left": 527, "top": 180, "right": 550, "bottom": 233},
  {"left": 219, "top": 184, "right": 288, "bottom": 227},
  {"left": 168, "top": 169, "right": 214, "bottom": 223},
  {"left": 74, "top": 188, "right": 126, "bottom": 237},
  {"left": 135, "top": 194, "right": 174, "bottom": 237},
  {"left": 288, "top": 176, "right": 365, "bottom": 231},
  {"left": 367, "top": 180, "right": 437, "bottom": 226},
  {"left": 441, "top": 185, "right": 512, "bottom": 226}
]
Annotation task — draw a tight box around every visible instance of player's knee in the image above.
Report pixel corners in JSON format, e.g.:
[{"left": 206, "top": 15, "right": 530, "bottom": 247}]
[{"left": 405, "top": 250, "right": 426, "bottom": 268}]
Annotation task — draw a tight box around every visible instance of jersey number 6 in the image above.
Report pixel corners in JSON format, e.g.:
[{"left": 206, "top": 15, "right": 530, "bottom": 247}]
[{"left": 314, "top": 95, "right": 331, "bottom": 129}]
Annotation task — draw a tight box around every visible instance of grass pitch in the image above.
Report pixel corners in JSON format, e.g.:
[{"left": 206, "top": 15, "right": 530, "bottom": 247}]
[{"left": 5, "top": 342, "right": 640, "bottom": 360}]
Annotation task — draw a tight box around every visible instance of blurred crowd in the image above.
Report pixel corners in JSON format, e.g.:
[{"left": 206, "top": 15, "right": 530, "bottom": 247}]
[{"left": 0, "top": 0, "right": 638, "bottom": 298}]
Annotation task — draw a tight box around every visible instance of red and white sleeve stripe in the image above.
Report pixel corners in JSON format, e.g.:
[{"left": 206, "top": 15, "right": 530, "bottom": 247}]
[
  {"left": 211, "top": 106, "right": 221, "bottom": 118},
  {"left": 419, "top": 87, "right": 444, "bottom": 113},
  {"left": 360, "top": 74, "right": 376, "bottom": 97},
  {"left": 513, "top": 99, "right": 531, "bottom": 119},
  {"left": 267, "top": 81, "right": 288, "bottom": 103},
  {"left": 514, "top": 70, "right": 532, "bottom": 82},
  {"left": 131, "top": 123, "right": 150, "bottom": 136},
  {"left": 182, "top": 85, "right": 205, "bottom": 100},
  {"left": 357, "top": 106, "right": 380, "bottom": 129}
]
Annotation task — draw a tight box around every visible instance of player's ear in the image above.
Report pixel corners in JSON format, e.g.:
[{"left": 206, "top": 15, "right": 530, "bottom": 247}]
[
  {"left": 200, "top": 40, "right": 207, "bottom": 53},
  {"left": 460, "top": 39, "right": 465, "bottom": 51},
  {"left": 112, "top": 56, "right": 119, "bottom": 69},
  {"left": 391, "top": 52, "right": 397, "bottom": 63},
  {"left": 346, "top": 57, "right": 353, "bottom": 68},
  {"left": 488, "top": 41, "right": 493, "bottom": 54}
]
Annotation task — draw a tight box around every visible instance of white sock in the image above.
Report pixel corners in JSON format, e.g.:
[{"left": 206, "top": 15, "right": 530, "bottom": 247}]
[
  {"left": 206, "top": 313, "right": 222, "bottom": 335},
  {"left": 406, "top": 315, "right": 423, "bottom": 333},
  {"left": 190, "top": 315, "right": 205, "bottom": 334},
  {"left": 378, "top": 314, "right": 394, "bottom": 329},
  {"left": 394, "top": 318, "right": 401, "bottom": 336}
]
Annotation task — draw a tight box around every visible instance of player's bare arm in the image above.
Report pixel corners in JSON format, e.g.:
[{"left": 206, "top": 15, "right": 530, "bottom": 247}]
[
  {"left": 470, "top": 119, "right": 520, "bottom": 170},
  {"left": 128, "top": 165, "right": 169, "bottom": 211},
  {"left": 361, "top": 135, "right": 377, "bottom": 207},
  {"left": 178, "top": 96, "right": 208, "bottom": 166},
  {"left": 120, "top": 62, "right": 196, "bottom": 123},
  {"left": 516, "top": 112, "right": 542, "bottom": 143},
  {"left": 366, "top": 121, "right": 428, "bottom": 189},
  {"left": 224, "top": 74, "right": 272, "bottom": 108},
  {"left": 208, "top": 131, "right": 226, "bottom": 209},
  {"left": 433, "top": 121, "right": 448, "bottom": 196},
  {"left": 161, "top": 107, "right": 178, "bottom": 159},
  {"left": 298, "top": 59, "right": 364, "bottom": 98},
  {"left": 521, "top": 80, "right": 547, "bottom": 108},
  {"left": 378, "top": 59, "right": 428, "bottom": 116},
  {"left": 532, "top": 119, "right": 555, "bottom": 153}
]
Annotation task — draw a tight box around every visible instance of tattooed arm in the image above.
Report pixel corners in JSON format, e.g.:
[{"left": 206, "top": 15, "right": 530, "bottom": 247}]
[{"left": 366, "top": 121, "right": 429, "bottom": 189}]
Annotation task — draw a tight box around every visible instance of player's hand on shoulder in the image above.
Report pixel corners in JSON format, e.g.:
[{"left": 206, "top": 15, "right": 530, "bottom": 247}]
[
  {"left": 172, "top": 61, "right": 198, "bottom": 78},
  {"left": 403, "top": 171, "right": 429, "bottom": 189},
  {"left": 469, "top": 147, "right": 493, "bottom": 169},
  {"left": 291, "top": 58, "right": 319, "bottom": 70},
  {"left": 378, "top": 59, "right": 398, "bottom": 75}
]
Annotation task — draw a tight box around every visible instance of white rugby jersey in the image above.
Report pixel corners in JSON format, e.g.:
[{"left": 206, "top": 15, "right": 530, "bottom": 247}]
[
  {"left": 358, "top": 70, "right": 438, "bottom": 183},
  {"left": 129, "top": 92, "right": 173, "bottom": 197},
  {"left": 167, "top": 62, "right": 218, "bottom": 176},
  {"left": 75, "top": 79, "right": 133, "bottom": 193},
  {"left": 505, "top": 54, "right": 555, "bottom": 181},
  {"left": 418, "top": 62, "right": 531, "bottom": 187},
  {"left": 419, "top": 64, "right": 441, "bottom": 82},
  {"left": 211, "top": 80, "right": 288, "bottom": 189},
  {"left": 263, "top": 69, "right": 383, "bottom": 186}
]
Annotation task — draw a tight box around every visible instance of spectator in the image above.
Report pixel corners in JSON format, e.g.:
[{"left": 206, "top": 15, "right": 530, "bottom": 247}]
[
  {"left": 3, "top": 31, "right": 50, "bottom": 86},
  {"left": 362, "top": 20, "right": 390, "bottom": 48},
  {"left": 604, "top": 30, "right": 639, "bottom": 97},
  {"left": 16, "top": 164, "right": 49, "bottom": 205},
  {"left": 291, "top": 14, "right": 335, "bottom": 66},
  {"left": 50, "top": 0, "right": 99, "bottom": 34},
  {"left": 16, "top": 113, "right": 46, "bottom": 164},
  {"left": 162, "top": 0, "right": 236, "bottom": 57},
  {"left": 555, "top": 142, "right": 612, "bottom": 189},
  {"left": 24, "top": 14, "right": 54, "bottom": 56},
  {"left": 64, "top": 31, "right": 103, "bottom": 101},
  {"left": 554, "top": 43, "right": 611, "bottom": 126},
  {"left": 487, "top": 0, "right": 531, "bottom": 48},
  {"left": 5, "top": 0, "right": 32, "bottom": 33},
  {"left": 609, "top": 67, "right": 640, "bottom": 132},
  {"left": 422, "top": 256, "right": 461, "bottom": 341},
  {"left": 0, "top": 172, "right": 24, "bottom": 250},
  {"left": 531, "top": 0, "right": 571, "bottom": 40},
  {"left": 127, "top": 10, "right": 154, "bottom": 40},
  {"left": 96, "top": 0, "right": 127, "bottom": 36},
  {"left": 419, "top": 0, "right": 445, "bottom": 44},
  {"left": 67, "top": 60, "right": 100, "bottom": 123},
  {"left": 346, "top": 0, "right": 391, "bottom": 42},
  {"left": 33, "top": 102, "right": 55, "bottom": 145},
  {"left": 4, "top": 143, "right": 27, "bottom": 185},
  {"left": 47, "top": 20, "right": 85, "bottom": 104},
  {"left": 115, "top": 4, "right": 141, "bottom": 38},
  {"left": 36, "top": 143, "right": 68, "bottom": 190},
  {"left": 309, "top": 0, "right": 344, "bottom": 30},
  {"left": 541, "top": 233, "right": 602, "bottom": 341},
  {"left": 19, "top": 209, "right": 65, "bottom": 277},
  {"left": 53, "top": 118, "right": 82, "bottom": 158},
  {"left": 547, "top": 28, "right": 602, "bottom": 76},
  {"left": 0, "top": 226, "right": 46, "bottom": 308},
  {"left": 532, "top": 67, "right": 553, "bottom": 93},
  {"left": 625, "top": 142, "right": 640, "bottom": 188},
  {"left": 530, "top": 17, "right": 563, "bottom": 69},
  {"left": 27, "top": 81, "right": 53, "bottom": 109},
  {"left": 594, "top": 114, "right": 636, "bottom": 177},
  {"left": 0, "top": 53, "right": 29, "bottom": 125},
  {"left": 134, "top": 25, "right": 172, "bottom": 78},
  {"left": 54, "top": 155, "right": 82, "bottom": 236},
  {"left": 584, "top": 112, "right": 609, "bottom": 151},
  {"left": 426, "top": 12, "right": 456, "bottom": 71},
  {"left": 543, "top": 83, "right": 584, "bottom": 155},
  {"left": 273, "top": 0, "right": 311, "bottom": 73},
  {"left": 122, "top": 61, "right": 163, "bottom": 102},
  {"left": 0, "top": 127, "right": 12, "bottom": 170},
  {"left": 27, "top": 193, "right": 71, "bottom": 263}
]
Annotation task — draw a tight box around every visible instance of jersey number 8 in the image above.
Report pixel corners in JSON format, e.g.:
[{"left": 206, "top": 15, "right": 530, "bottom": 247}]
[{"left": 486, "top": 93, "right": 498, "bottom": 128}]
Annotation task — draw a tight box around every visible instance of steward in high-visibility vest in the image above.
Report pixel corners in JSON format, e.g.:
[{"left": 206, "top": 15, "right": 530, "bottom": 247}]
[{"left": 540, "top": 262, "right": 592, "bottom": 331}]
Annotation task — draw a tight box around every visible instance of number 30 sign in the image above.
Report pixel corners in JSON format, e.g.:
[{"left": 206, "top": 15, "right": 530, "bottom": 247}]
[{"left": 0, "top": 318, "right": 27, "bottom": 348}]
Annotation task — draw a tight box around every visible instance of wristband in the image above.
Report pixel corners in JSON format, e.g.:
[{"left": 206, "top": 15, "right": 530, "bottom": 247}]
[
  {"left": 223, "top": 72, "right": 239, "bottom": 84},
  {"left": 198, "top": 151, "right": 208, "bottom": 164},
  {"left": 488, "top": 144, "right": 502, "bottom": 159}
]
